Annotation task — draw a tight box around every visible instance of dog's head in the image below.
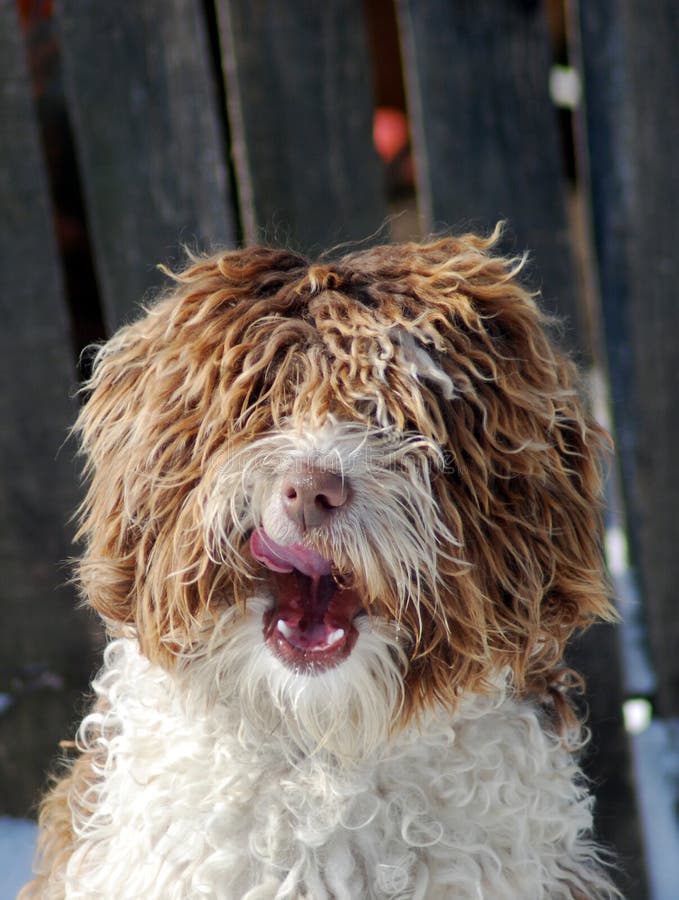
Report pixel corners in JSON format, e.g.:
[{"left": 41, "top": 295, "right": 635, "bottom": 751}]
[{"left": 75, "top": 230, "right": 612, "bottom": 750}]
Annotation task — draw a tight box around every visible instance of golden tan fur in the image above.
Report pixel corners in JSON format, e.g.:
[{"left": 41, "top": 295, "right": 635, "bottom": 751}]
[{"left": 23, "top": 229, "right": 614, "bottom": 896}]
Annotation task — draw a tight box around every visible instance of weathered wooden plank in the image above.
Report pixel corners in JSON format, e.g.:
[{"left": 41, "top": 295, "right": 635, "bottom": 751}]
[
  {"left": 598, "top": 0, "right": 679, "bottom": 714},
  {"left": 0, "top": 0, "right": 97, "bottom": 816},
  {"left": 578, "top": 0, "right": 679, "bottom": 719},
  {"left": 397, "top": 0, "right": 581, "bottom": 339},
  {"left": 56, "top": 0, "right": 237, "bottom": 330},
  {"left": 571, "top": 5, "right": 652, "bottom": 892},
  {"left": 216, "top": 0, "right": 388, "bottom": 255},
  {"left": 573, "top": 2, "right": 672, "bottom": 892},
  {"left": 574, "top": 0, "right": 639, "bottom": 565}
]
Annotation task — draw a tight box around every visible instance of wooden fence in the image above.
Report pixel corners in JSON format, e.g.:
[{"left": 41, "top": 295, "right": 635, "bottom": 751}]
[{"left": 3, "top": 1, "right": 678, "bottom": 896}]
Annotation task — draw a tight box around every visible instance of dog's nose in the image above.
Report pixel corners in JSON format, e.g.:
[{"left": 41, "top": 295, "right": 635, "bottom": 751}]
[{"left": 281, "top": 468, "right": 349, "bottom": 530}]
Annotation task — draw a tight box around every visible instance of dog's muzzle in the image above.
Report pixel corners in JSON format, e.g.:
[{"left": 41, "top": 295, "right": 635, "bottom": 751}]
[{"left": 250, "top": 465, "right": 361, "bottom": 673}]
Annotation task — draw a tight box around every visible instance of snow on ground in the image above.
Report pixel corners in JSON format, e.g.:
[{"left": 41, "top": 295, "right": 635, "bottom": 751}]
[
  {"left": 0, "top": 817, "right": 37, "bottom": 900},
  {"left": 607, "top": 499, "right": 679, "bottom": 897},
  {"left": 630, "top": 721, "right": 679, "bottom": 900}
]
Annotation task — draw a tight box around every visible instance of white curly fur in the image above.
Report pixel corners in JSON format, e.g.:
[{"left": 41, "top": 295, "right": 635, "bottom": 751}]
[{"left": 52, "top": 622, "right": 613, "bottom": 900}]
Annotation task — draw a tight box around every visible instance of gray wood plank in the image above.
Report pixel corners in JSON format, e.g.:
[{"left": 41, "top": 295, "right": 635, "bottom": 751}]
[
  {"left": 216, "top": 0, "right": 388, "bottom": 255},
  {"left": 575, "top": 0, "right": 639, "bottom": 563},
  {"left": 579, "top": 0, "right": 679, "bottom": 719},
  {"left": 56, "top": 0, "right": 237, "bottom": 330},
  {"left": 573, "top": 3, "right": 651, "bottom": 885},
  {"left": 0, "top": 0, "right": 97, "bottom": 816},
  {"left": 397, "top": 0, "right": 581, "bottom": 341}
]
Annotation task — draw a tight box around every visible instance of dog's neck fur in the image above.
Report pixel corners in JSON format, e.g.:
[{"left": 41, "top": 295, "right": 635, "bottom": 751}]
[{"left": 55, "top": 623, "right": 614, "bottom": 900}]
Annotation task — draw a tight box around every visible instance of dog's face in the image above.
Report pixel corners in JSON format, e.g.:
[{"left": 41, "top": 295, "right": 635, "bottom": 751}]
[{"left": 75, "top": 233, "right": 611, "bottom": 746}]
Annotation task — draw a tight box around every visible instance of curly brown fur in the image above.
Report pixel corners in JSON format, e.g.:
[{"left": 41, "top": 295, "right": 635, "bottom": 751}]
[{"left": 74, "top": 230, "right": 611, "bottom": 704}]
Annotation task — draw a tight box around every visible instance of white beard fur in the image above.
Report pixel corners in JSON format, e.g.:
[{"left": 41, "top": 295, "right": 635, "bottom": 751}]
[{"left": 50, "top": 601, "right": 617, "bottom": 900}]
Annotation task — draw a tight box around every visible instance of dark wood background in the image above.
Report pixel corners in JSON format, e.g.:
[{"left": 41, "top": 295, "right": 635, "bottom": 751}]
[{"left": 4, "top": 1, "right": 678, "bottom": 896}]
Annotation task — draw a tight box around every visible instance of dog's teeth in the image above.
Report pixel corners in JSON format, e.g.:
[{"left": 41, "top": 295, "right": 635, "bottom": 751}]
[
  {"left": 326, "top": 628, "right": 345, "bottom": 647},
  {"left": 277, "top": 620, "right": 293, "bottom": 639},
  {"left": 276, "top": 620, "right": 345, "bottom": 650}
]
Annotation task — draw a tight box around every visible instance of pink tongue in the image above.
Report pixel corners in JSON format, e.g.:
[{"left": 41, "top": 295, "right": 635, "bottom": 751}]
[{"left": 250, "top": 528, "right": 332, "bottom": 578}]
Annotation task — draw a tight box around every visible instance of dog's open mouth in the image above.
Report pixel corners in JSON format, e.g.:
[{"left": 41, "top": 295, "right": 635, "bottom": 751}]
[{"left": 250, "top": 528, "right": 361, "bottom": 672}]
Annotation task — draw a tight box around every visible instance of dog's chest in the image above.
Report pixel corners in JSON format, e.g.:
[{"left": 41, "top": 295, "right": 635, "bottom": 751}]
[{"left": 63, "top": 644, "right": 594, "bottom": 899}]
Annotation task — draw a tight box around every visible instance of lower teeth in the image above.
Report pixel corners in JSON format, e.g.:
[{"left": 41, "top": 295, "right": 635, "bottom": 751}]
[
  {"left": 326, "top": 628, "right": 345, "bottom": 646},
  {"left": 275, "top": 620, "right": 345, "bottom": 650}
]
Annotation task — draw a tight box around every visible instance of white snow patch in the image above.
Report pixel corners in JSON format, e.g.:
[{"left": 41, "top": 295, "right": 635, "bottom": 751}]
[
  {"left": 629, "top": 721, "right": 679, "bottom": 900},
  {"left": 0, "top": 817, "right": 37, "bottom": 899}
]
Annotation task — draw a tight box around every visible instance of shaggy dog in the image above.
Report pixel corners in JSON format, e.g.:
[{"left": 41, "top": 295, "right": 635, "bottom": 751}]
[{"left": 22, "top": 230, "right": 619, "bottom": 899}]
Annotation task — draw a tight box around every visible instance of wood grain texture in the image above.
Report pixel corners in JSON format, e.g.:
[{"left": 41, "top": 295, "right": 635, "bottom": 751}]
[
  {"left": 579, "top": 0, "right": 679, "bottom": 719},
  {"left": 56, "top": 0, "right": 237, "bottom": 329},
  {"left": 216, "top": 0, "right": 388, "bottom": 255},
  {"left": 397, "top": 0, "right": 581, "bottom": 341},
  {"left": 575, "top": 0, "right": 639, "bottom": 557},
  {"left": 0, "top": 0, "right": 97, "bottom": 815}
]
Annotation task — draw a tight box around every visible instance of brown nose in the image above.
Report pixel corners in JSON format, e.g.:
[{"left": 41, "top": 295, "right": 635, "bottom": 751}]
[{"left": 280, "top": 468, "right": 349, "bottom": 530}]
